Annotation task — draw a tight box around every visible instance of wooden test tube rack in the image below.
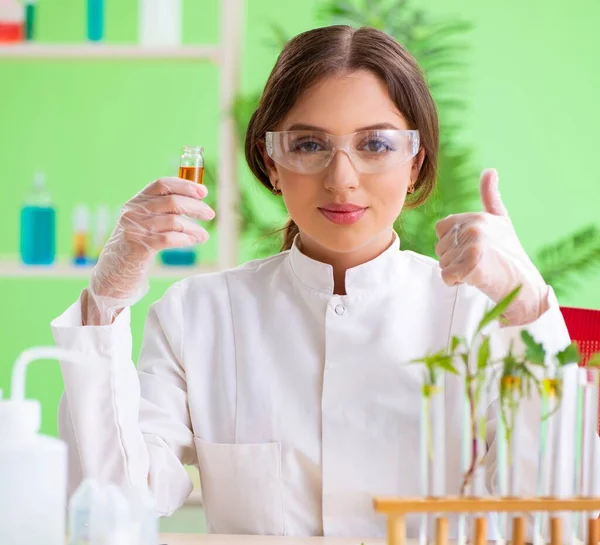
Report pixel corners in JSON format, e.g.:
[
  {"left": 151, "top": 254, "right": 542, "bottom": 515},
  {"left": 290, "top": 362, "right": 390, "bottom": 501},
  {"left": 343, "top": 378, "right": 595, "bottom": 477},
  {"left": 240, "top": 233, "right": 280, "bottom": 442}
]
[{"left": 374, "top": 497, "right": 600, "bottom": 545}]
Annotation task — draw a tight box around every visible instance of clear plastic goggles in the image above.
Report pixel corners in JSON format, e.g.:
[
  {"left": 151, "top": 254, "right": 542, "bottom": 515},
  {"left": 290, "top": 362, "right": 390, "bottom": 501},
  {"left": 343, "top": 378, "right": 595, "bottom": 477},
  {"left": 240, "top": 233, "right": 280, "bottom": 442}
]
[{"left": 265, "top": 129, "right": 420, "bottom": 174}]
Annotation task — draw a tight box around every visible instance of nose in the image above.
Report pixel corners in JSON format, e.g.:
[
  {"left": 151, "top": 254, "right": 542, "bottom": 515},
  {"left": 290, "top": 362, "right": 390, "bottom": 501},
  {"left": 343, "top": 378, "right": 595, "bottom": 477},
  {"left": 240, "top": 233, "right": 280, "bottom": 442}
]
[{"left": 323, "top": 150, "right": 359, "bottom": 192}]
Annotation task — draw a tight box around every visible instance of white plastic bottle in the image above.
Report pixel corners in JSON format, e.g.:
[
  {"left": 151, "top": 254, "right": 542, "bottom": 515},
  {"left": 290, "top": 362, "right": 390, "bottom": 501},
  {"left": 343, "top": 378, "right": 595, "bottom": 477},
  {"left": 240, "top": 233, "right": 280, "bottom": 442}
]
[
  {"left": 0, "top": 388, "right": 67, "bottom": 544},
  {"left": 0, "top": 347, "right": 100, "bottom": 545},
  {"left": 0, "top": 347, "right": 159, "bottom": 545},
  {"left": 139, "top": 0, "right": 182, "bottom": 46}
]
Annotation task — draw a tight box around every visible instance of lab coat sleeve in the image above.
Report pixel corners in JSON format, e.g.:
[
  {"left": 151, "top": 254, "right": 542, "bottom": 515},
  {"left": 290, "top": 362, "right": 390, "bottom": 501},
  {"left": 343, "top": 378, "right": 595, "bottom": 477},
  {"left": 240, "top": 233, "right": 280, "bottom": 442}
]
[{"left": 51, "top": 283, "right": 196, "bottom": 516}]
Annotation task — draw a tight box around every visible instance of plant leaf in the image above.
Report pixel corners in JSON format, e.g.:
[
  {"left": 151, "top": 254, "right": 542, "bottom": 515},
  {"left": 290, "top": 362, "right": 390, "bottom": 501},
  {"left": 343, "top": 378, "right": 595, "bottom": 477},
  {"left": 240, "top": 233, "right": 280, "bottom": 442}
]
[
  {"left": 437, "top": 357, "right": 459, "bottom": 375},
  {"left": 476, "top": 286, "right": 522, "bottom": 333},
  {"left": 587, "top": 353, "right": 600, "bottom": 367},
  {"left": 477, "top": 336, "right": 490, "bottom": 371},
  {"left": 556, "top": 342, "right": 581, "bottom": 367},
  {"left": 534, "top": 225, "right": 600, "bottom": 297},
  {"left": 520, "top": 330, "right": 546, "bottom": 364}
]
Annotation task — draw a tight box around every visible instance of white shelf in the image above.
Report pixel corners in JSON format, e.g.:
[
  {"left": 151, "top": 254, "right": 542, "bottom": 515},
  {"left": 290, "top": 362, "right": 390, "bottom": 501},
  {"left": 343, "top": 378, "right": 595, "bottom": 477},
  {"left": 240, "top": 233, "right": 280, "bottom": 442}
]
[
  {"left": 0, "top": 259, "right": 218, "bottom": 279},
  {"left": 0, "top": 43, "right": 221, "bottom": 61}
]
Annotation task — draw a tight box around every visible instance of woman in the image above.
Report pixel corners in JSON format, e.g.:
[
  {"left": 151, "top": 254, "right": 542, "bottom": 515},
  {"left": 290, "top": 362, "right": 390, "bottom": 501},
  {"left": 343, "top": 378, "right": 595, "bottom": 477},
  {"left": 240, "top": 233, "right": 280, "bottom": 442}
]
[{"left": 52, "top": 25, "right": 572, "bottom": 537}]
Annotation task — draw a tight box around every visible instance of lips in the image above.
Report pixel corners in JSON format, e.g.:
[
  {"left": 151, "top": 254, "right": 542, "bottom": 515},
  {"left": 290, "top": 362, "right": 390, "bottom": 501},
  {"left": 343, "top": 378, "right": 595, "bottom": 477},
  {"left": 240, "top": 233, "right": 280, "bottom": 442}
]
[{"left": 319, "top": 203, "right": 367, "bottom": 225}]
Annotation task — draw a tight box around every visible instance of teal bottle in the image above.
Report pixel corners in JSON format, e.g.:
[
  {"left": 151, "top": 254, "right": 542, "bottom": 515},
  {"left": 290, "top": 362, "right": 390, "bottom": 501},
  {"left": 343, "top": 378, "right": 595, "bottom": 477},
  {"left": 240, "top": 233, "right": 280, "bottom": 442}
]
[
  {"left": 160, "top": 247, "right": 197, "bottom": 266},
  {"left": 20, "top": 172, "right": 56, "bottom": 265},
  {"left": 87, "top": 0, "right": 104, "bottom": 41}
]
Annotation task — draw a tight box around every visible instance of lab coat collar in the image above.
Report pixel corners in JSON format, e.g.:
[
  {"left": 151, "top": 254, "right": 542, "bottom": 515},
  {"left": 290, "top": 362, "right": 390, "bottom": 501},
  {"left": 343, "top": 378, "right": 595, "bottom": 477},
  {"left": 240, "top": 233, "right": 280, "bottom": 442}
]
[{"left": 288, "top": 232, "right": 402, "bottom": 296}]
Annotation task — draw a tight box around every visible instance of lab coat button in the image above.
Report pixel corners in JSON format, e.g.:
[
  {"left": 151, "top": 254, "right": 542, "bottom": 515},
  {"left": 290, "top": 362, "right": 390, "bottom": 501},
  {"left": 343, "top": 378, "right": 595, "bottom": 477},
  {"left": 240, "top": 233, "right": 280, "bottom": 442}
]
[{"left": 334, "top": 304, "right": 345, "bottom": 316}]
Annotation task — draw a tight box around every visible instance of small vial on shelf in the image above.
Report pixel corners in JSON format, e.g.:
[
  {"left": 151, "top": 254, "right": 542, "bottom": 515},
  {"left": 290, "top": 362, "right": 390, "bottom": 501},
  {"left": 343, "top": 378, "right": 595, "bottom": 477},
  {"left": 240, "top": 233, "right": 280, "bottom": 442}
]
[{"left": 179, "top": 145, "right": 204, "bottom": 184}]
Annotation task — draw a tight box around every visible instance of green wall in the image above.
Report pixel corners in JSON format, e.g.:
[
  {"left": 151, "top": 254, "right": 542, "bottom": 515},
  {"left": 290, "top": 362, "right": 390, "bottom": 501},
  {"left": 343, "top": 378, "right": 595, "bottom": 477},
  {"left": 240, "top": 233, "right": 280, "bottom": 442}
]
[{"left": 1, "top": 0, "right": 599, "bottom": 436}]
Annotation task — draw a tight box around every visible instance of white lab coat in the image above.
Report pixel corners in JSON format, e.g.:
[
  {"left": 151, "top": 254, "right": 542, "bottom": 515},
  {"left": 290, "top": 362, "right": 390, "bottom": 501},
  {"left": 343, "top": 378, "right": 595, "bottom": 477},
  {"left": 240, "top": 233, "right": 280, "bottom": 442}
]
[{"left": 51, "top": 235, "right": 576, "bottom": 538}]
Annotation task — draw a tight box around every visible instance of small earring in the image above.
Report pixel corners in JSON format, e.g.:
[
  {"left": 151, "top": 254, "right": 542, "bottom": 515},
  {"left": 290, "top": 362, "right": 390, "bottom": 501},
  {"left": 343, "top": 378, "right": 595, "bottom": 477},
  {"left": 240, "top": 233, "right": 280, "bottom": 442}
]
[
  {"left": 272, "top": 185, "right": 281, "bottom": 195},
  {"left": 407, "top": 184, "right": 415, "bottom": 194}
]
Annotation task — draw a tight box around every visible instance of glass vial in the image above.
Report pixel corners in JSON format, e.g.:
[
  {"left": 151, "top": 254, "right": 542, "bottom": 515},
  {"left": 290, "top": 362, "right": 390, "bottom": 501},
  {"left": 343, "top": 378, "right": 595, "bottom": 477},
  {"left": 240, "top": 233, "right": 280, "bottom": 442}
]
[{"left": 179, "top": 145, "right": 205, "bottom": 184}]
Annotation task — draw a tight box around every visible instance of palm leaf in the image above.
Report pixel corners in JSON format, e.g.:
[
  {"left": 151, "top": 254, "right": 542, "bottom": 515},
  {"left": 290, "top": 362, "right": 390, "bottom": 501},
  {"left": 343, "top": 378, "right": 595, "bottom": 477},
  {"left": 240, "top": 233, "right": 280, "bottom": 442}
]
[{"left": 534, "top": 225, "right": 600, "bottom": 297}]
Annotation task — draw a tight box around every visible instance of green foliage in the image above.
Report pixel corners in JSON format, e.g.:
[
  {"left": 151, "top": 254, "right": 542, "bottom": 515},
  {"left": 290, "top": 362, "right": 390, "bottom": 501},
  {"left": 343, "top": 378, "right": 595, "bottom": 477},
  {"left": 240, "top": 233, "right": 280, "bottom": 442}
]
[
  {"left": 476, "top": 286, "right": 521, "bottom": 333},
  {"left": 533, "top": 225, "right": 600, "bottom": 297},
  {"left": 587, "top": 353, "right": 600, "bottom": 368},
  {"left": 415, "top": 285, "right": 582, "bottom": 493},
  {"left": 520, "top": 330, "right": 546, "bottom": 365},
  {"left": 556, "top": 343, "right": 582, "bottom": 367},
  {"left": 410, "top": 349, "right": 457, "bottom": 390}
]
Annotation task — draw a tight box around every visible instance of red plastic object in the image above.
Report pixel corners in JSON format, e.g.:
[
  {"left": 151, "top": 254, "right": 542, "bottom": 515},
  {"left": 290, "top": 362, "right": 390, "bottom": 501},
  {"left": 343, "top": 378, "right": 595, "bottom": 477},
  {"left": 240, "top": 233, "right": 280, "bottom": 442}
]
[
  {"left": 560, "top": 306, "right": 600, "bottom": 434},
  {"left": 0, "top": 21, "right": 23, "bottom": 42},
  {"left": 560, "top": 306, "right": 600, "bottom": 366}
]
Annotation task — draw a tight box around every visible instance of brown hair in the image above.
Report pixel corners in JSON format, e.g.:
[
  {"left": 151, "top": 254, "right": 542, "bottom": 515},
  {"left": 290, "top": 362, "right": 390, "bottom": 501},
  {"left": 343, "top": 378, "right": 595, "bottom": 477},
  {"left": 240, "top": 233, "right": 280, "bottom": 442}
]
[{"left": 244, "top": 25, "right": 439, "bottom": 251}]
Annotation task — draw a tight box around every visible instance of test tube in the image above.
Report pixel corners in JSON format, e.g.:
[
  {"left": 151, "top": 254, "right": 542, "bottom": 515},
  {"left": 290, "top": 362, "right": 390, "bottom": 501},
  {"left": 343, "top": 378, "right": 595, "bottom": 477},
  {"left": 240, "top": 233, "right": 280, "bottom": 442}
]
[
  {"left": 419, "top": 373, "right": 445, "bottom": 545},
  {"left": 571, "top": 370, "right": 584, "bottom": 545},
  {"left": 432, "top": 373, "right": 446, "bottom": 542},
  {"left": 419, "top": 378, "right": 430, "bottom": 545},
  {"left": 495, "top": 391, "right": 507, "bottom": 545},
  {"left": 496, "top": 375, "right": 522, "bottom": 544},
  {"left": 472, "top": 379, "right": 488, "bottom": 545},
  {"left": 458, "top": 390, "right": 470, "bottom": 545},
  {"left": 535, "top": 370, "right": 562, "bottom": 545},
  {"left": 578, "top": 368, "right": 599, "bottom": 545}
]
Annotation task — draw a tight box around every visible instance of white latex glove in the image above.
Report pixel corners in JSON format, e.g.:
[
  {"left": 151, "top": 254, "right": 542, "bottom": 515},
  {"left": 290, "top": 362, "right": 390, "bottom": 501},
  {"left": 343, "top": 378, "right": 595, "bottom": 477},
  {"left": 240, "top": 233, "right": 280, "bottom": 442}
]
[
  {"left": 86, "top": 177, "right": 214, "bottom": 325},
  {"left": 434, "top": 169, "right": 550, "bottom": 326}
]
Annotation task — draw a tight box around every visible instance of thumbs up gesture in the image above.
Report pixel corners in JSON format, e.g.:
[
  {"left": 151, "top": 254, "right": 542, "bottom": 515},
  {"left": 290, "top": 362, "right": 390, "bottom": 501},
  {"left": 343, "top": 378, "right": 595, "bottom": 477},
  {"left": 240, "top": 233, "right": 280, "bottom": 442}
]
[{"left": 434, "top": 169, "right": 550, "bottom": 326}]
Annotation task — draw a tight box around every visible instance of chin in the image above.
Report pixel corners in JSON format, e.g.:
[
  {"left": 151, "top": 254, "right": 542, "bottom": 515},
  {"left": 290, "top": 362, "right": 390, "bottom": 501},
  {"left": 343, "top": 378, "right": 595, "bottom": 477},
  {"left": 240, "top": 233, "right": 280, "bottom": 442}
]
[{"left": 307, "top": 229, "right": 380, "bottom": 255}]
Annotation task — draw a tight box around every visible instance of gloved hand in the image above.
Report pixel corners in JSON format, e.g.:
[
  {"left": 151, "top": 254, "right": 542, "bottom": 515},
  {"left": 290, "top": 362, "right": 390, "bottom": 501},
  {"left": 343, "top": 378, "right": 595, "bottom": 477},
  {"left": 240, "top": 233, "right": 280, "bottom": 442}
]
[
  {"left": 434, "top": 169, "right": 550, "bottom": 326},
  {"left": 84, "top": 178, "right": 214, "bottom": 325}
]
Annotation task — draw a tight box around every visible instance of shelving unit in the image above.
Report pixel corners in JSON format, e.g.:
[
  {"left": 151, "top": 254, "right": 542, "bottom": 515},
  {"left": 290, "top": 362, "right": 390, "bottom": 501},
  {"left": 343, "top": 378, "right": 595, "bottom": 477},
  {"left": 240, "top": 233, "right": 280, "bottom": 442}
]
[
  {"left": 0, "top": 258, "right": 218, "bottom": 280},
  {"left": 0, "top": 43, "right": 221, "bottom": 61},
  {"left": 0, "top": 0, "right": 242, "bottom": 277}
]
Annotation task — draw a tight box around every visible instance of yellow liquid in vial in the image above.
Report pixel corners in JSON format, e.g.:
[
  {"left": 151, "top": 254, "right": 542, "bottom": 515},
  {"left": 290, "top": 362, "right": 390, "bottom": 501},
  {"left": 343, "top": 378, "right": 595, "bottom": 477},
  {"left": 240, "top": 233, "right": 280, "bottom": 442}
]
[{"left": 179, "top": 166, "right": 204, "bottom": 184}]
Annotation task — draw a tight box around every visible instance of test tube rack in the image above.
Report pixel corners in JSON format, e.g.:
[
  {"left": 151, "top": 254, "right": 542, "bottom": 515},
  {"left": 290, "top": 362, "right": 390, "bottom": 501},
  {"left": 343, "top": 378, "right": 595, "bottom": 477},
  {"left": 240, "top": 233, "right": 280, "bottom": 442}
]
[{"left": 374, "top": 496, "right": 600, "bottom": 545}]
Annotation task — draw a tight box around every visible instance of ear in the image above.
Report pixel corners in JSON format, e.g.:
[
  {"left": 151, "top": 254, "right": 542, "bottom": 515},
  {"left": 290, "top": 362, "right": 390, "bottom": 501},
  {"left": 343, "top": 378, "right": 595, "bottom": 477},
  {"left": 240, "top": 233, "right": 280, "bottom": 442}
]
[
  {"left": 257, "top": 140, "right": 279, "bottom": 187},
  {"left": 410, "top": 148, "right": 426, "bottom": 183}
]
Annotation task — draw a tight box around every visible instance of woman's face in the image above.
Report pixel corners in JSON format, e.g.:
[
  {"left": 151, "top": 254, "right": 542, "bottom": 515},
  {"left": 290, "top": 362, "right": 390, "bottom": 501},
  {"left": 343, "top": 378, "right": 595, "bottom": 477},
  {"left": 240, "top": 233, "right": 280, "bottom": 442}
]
[{"left": 264, "top": 69, "right": 424, "bottom": 260}]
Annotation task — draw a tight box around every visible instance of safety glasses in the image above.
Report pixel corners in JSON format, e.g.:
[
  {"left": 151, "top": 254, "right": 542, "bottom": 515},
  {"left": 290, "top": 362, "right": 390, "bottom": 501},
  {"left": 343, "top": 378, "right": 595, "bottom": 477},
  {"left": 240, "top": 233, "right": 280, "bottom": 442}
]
[{"left": 265, "top": 129, "right": 420, "bottom": 174}]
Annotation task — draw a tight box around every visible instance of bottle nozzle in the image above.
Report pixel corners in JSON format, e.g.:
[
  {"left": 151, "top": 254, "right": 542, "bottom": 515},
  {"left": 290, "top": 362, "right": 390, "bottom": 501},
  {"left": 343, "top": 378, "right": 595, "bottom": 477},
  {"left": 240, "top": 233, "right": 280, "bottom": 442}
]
[{"left": 11, "top": 346, "right": 101, "bottom": 401}]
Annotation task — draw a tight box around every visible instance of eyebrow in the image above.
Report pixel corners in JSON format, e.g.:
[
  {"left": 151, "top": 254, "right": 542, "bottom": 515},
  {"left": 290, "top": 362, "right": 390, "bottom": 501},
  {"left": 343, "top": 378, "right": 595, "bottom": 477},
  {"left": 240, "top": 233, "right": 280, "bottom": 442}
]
[{"left": 285, "top": 122, "right": 401, "bottom": 132}]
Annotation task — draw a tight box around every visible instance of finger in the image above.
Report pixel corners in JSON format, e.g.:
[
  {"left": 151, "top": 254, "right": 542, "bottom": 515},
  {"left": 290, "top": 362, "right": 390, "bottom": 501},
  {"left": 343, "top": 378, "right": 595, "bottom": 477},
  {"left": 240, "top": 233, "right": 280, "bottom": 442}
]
[
  {"left": 144, "top": 194, "right": 215, "bottom": 221},
  {"left": 435, "top": 213, "right": 472, "bottom": 240},
  {"left": 143, "top": 215, "right": 209, "bottom": 243},
  {"left": 144, "top": 177, "right": 208, "bottom": 199},
  {"left": 479, "top": 168, "right": 507, "bottom": 217},
  {"left": 145, "top": 231, "right": 207, "bottom": 252},
  {"left": 438, "top": 245, "right": 460, "bottom": 269},
  {"left": 434, "top": 226, "right": 459, "bottom": 258},
  {"left": 441, "top": 263, "right": 465, "bottom": 287}
]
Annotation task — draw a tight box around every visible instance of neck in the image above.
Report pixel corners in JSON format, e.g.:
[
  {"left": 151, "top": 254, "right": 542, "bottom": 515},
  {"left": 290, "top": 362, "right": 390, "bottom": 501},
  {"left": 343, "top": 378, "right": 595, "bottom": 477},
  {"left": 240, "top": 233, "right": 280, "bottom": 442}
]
[{"left": 297, "top": 230, "right": 396, "bottom": 295}]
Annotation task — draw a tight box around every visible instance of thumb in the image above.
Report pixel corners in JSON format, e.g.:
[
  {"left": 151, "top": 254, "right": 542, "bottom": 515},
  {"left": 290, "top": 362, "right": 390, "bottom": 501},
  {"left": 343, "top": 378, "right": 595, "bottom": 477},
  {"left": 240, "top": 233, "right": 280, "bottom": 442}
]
[{"left": 480, "top": 168, "right": 508, "bottom": 216}]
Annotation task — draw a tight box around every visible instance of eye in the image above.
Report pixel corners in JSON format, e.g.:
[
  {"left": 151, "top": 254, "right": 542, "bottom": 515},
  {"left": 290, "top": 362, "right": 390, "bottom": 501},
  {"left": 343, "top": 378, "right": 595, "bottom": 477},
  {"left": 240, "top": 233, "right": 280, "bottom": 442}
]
[
  {"left": 291, "top": 139, "right": 326, "bottom": 153},
  {"left": 360, "top": 137, "right": 395, "bottom": 153}
]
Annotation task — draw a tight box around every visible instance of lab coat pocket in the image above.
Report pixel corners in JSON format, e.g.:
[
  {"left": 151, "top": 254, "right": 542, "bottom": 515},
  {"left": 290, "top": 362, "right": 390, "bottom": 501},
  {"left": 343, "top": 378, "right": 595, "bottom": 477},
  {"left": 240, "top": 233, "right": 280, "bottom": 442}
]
[{"left": 193, "top": 436, "right": 285, "bottom": 535}]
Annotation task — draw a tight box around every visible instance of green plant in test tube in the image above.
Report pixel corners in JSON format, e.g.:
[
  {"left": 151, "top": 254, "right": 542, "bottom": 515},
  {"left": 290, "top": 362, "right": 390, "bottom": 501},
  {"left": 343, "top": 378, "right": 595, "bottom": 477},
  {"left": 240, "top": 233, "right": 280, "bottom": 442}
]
[{"left": 411, "top": 340, "right": 456, "bottom": 545}]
